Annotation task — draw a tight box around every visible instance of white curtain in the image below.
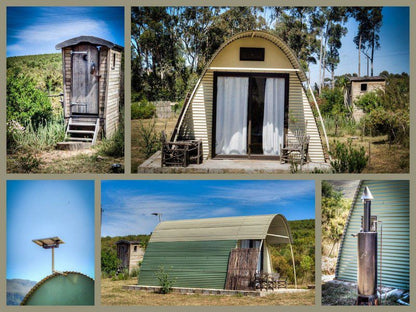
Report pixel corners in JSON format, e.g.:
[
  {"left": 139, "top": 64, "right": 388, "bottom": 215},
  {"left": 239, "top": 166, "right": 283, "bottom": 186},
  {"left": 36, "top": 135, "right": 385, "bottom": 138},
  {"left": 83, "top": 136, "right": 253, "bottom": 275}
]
[
  {"left": 263, "top": 78, "right": 285, "bottom": 155},
  {"left": 216, "top": 76, "right": 249, "bottom": 155}
]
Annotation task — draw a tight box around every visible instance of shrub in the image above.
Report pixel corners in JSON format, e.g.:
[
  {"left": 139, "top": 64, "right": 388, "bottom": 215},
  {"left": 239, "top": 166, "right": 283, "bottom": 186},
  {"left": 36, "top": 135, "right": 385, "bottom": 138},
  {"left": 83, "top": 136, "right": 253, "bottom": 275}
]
[
  {"left": 131, "top": 100, "right": 156, "bottom": 119},
  {"left": 16, "top": 152, "right": 42, "bottom": 173},
  {"left": 7, "top": 71, "right": 53, "bottom": 128},
  {"left": 137, "top": 119, "right": 162, "bottom": 158},
  {"left": 154, "top": 266, "right": 176, "bottom": 294},
  {"left": 360, "top": 108, "right": 409, "bottom": 146},
  {"left": 99, "top": 125, "right": 125, "bottom": 158},
  {"left": 101, "top": 248, "right": 121, "bottom": 274},
  {"left": 330, "top": 140, "right": 368, "bottom": 173},
  {"left": 8, "top": 119, "right": 65, "bottom": 153},
  {"left": 354, "top": 91, "right": 380, "bottom": 113}
]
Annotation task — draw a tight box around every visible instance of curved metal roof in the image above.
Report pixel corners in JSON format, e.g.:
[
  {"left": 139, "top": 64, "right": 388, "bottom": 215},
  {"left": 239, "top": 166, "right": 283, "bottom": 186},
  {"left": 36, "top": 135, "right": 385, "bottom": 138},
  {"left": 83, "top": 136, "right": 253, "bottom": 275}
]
[
  {"left": 21, "top": 271, "right": 94, "bottom": 305},
  {"left": 55, "top": 36, "right": 123, "bottom": 50},
  {"left": 150, "top": 214, "right": 293, "bottom": 245},
  {"left": 204, "top": 30, "right": 307, "bottom": 82}
]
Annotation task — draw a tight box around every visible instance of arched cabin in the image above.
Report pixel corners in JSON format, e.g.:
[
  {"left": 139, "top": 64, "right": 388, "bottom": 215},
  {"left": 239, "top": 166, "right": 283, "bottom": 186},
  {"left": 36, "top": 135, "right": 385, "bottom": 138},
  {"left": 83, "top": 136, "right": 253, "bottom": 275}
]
[{"left": 172, "top": 31, "right": 325, "bottom": 163}]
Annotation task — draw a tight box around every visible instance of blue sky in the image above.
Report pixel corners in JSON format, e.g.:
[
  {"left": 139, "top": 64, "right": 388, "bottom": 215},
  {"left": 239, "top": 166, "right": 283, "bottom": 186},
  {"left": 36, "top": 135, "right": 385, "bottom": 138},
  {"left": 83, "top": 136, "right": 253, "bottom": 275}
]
[
  {"left": 7, "top": 7, "right": 124, "bottom": 57},
  {"left": 309, "top": 6, "right": 409, "bottom": 85},
  {"left": 7, "top": 180, "right": 95, "bottom": 282},
  {"left": 101, "top": 180, "right": 315, "bottom": 237}
]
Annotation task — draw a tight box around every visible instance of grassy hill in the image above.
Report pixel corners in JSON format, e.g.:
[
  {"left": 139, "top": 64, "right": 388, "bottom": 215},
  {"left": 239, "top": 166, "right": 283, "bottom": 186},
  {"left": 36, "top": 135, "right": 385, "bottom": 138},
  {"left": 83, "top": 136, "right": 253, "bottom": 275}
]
[{"left": 7, "top": 279, "right": 37, "bottom": 305}]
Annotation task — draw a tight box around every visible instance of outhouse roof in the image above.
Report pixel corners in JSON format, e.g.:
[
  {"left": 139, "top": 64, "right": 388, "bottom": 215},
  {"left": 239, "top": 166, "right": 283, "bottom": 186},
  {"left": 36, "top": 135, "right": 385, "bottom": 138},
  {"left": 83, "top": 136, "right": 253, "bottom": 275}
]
[
  {"left": 348, "top": 76, "right": 386, "bottom": 82},
  {"left": 150, "top": 214, "right": 293, "bottom": 245},
  {"left": 116, "top": 240, "right": 141, "bottom": 245},
  {"left": 56, "top": 36, "right": 123, "bottom": 51}
]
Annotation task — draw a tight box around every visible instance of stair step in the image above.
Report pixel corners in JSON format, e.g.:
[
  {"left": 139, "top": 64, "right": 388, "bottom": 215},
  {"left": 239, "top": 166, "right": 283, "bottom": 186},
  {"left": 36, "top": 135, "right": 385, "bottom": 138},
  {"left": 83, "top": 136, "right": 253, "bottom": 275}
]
[
  {"left": 69, "top": 122, "right": 97, "bottom": 126},
  {"left": 66, "top": 137, "right": 93, "bottom": 142},
  {"left": 67, "top": 130, "right": 95, "bottom": 134}
]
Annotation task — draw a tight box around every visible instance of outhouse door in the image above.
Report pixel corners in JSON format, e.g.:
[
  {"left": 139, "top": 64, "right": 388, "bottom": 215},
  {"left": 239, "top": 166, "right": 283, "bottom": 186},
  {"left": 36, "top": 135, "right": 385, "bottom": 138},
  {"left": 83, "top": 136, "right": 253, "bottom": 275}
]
[{"left": 71, "top": 45, "right": 99, "bottom": 115}]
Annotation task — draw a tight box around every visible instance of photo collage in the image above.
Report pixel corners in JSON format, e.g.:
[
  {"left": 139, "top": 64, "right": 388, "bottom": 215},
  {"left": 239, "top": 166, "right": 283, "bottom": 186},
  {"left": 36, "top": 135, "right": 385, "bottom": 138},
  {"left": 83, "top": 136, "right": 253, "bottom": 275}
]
[{"left": 1, "top": 3, "right": 412, "bottom": 310}]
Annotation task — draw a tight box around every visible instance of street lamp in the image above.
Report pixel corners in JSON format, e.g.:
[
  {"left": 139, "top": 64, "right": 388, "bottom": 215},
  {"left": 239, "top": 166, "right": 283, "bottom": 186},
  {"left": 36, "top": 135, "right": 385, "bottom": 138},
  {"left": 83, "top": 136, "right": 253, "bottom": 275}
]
[{"left": 151, "top": 212, "right": 162, "bottom": 223}]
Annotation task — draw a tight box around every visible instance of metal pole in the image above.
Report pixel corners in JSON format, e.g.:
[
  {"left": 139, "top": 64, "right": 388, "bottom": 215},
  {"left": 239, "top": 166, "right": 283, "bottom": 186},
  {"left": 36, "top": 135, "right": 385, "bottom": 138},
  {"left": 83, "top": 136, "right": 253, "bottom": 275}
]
[
  {"left": 289, "top": 242, "right": 297, "bottom": 289},
  {"left": 52, "top": 247, "right": 55, "bottom": 273}
]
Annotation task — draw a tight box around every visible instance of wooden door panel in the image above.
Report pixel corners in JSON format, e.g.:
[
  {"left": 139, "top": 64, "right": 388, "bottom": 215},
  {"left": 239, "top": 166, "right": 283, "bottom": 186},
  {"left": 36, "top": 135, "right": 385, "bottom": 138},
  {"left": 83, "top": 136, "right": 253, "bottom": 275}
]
[
  {"left": 71, "top": 45, "right": 99, "bottom": 115},
  {"left": 225, "top": 248, "right": 259, "bottom": 290}
]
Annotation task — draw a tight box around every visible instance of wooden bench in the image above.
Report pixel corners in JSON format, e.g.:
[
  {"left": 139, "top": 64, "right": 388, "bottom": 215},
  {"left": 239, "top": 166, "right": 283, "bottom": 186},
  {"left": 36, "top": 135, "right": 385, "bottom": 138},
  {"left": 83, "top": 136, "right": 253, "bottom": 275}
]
[{"left": 280, "top": 129, "right": 310, "bottom": 166}]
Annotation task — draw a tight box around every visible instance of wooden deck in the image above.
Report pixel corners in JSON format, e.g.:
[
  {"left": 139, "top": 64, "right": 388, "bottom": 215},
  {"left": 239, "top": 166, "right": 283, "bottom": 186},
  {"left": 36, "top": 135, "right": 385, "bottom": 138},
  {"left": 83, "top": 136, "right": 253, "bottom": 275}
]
[{"left": 138, "top": 151, "right": 330, "bottom": 174}]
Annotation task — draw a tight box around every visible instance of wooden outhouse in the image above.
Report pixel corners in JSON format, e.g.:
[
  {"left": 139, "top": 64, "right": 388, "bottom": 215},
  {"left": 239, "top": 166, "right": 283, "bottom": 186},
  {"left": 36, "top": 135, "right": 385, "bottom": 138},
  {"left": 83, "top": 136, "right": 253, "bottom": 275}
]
[
  {"left": 116, "top": 240, "right": 144, "bottom": 274},
  {"left": 56, "top": 36, "right": 123, "bottom": 145},
  {"left": 335, "top": 180, "right": 409, "bottom": 290},
  {"left": 172, "top": 31, "right": 325, "bottom": 163},
  {"left": 139, "top": 214, "right": 294, "bottom": 290}
]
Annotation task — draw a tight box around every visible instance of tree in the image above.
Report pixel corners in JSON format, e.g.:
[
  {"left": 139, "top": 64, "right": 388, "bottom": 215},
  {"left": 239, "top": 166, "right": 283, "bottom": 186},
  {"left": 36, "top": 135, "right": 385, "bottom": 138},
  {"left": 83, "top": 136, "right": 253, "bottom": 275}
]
[
  {"left": 351, "top": 7, "right": 383, "bottom": 76},
  {"left": 101, "top": 248, "right": 121, "bottom": 274}
]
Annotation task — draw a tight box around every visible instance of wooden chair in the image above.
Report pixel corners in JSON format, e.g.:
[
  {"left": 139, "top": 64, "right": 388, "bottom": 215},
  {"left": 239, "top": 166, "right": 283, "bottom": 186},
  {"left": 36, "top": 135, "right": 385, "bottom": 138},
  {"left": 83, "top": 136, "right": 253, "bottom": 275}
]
[
  {"left": 280, "top": 129, "right": 310, "bottom": 166},
  {"left": 161, "top": 131, "right": 203, "bottom": 167},
  {"left": 276, "top": 276, "right": 288, "bottom": 289}
]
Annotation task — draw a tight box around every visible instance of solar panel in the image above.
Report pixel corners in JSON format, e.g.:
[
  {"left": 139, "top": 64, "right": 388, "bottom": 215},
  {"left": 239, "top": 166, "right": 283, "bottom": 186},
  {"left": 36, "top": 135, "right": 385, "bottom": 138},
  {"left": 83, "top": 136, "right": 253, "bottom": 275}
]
[{"left": 32, "top": 237, "right": 64, "bottom": 249}]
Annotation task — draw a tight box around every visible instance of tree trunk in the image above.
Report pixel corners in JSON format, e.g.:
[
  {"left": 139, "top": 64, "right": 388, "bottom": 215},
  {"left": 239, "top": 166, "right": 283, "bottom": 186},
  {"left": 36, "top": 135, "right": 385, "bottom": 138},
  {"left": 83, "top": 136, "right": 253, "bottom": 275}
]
[
  {"left": 358, "top": 35, "right": 361, "bottom": 77},
  {"left": 318, "top": 30, "right": 324, "bottom": 94},
  {"left": 371, "top": 31, "right": 375, "bottom": 76}
]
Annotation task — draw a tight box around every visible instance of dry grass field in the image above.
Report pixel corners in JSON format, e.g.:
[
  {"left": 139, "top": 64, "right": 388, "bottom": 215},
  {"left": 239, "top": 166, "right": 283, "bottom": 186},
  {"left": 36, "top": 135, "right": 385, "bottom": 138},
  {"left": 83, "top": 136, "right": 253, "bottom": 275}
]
[
  {"left": 7, "top": 145, "right": 124, "bottom": 174},
  {"left": 101, "top": 278, "right": 315, "bottom": 306},
  {"left": 131, "top": 117, "right": 177, "bottom": 173}
]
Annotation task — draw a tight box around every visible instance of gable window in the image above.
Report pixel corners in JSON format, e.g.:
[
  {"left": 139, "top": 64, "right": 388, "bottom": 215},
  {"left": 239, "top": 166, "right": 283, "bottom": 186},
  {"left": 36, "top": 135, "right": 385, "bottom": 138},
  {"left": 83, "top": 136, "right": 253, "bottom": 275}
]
[
  {"left": 111, "top": 52, "right": 116, "bottom": 70},
  {"left": 361, "top": 83, "right": 367, "bottom": 91},
  {"left": 240, "top": 47, "right": 265, "bottom": 61},
  {"left": 133, "top": 246, "right": 137, "bottom": 252}
]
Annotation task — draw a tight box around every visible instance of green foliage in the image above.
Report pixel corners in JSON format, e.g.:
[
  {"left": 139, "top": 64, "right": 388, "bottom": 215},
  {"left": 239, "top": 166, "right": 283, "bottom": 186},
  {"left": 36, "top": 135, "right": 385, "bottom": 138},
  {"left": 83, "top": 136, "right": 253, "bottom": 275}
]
[
  {"left": 354, "top": 91, "right": 380, "bottom": 112},
  {"left": 8, "top": 119, "right": 65, "bottom": 153},
  {"left": 330, "top": 140, "right": 368, "bottom": 173},
  {"left": 270, "top": 219, "right": 315, "bottom": 285},
  {"left": 101, "top": 248, "right": 121, "bottom": 275},
  {"left": 137, "top": 119, "right": 162, "bottom": 158},
  {"left": 101, "top": 235, "right": 150, "bottom": 253},
  {"left": 16, "top": 152, "right": 42, "bottom": 173},
  {"left": 321, "top": 181, "right": 351, "bottom": 257},
  {"left": 131, "top": 100, "right": 156, "bottom": 119},
  {"left": 154, "top": 266, "right": 176, "bottom": 294},
  {"left": 7, "top": 71, "right": 53, "bottom": 128},
  {"left": 99, "top": 125, "right": 125, "bottom": 158},
  {"left": 112, "top": 269, "right": 130, "bottom": 281}
]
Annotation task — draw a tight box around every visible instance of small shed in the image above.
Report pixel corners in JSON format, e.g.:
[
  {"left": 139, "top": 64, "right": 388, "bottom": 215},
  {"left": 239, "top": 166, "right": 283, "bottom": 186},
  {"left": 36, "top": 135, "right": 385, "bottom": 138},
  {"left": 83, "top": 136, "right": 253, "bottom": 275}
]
[
  {"left": 335, "top": 180, "right": 409, "bottom": 290},
  {"left": 56, "top": 36, "right": 123, "bottom": 145},
  {"left": 345, "top": 76, "right": 386, "bottom": 121},
  {"left": 116, "top": 240, "right": 144, "bottom": 274},
  {"left": 172, "top": 30, "right": 325, "bottom": 163},
  {"left": 138, "top": 214, "right": 294, "bottom": 290}
]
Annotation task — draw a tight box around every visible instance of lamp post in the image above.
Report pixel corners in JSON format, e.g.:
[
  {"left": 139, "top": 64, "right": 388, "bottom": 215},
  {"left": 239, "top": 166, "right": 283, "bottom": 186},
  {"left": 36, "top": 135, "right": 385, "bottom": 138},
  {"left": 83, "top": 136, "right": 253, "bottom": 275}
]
[{"left": 151, "top": 212, "right": 162, "bottom": 223}]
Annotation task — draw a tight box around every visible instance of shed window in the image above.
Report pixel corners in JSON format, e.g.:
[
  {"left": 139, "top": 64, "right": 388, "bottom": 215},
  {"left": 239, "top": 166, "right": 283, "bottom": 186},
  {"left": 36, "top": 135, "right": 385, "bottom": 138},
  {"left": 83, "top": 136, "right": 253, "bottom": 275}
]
[
  {"left": 112, "top": 52, "right": 116, "bottom": 70},
  {"left": 133, "top": 246, "right": 137, "bottom": 252},
  {"left": 361, "top": 83, "right": 367, "bottom": 91},
  {"left": 240, "top": 47, "right": 265, "bottom": 61}
]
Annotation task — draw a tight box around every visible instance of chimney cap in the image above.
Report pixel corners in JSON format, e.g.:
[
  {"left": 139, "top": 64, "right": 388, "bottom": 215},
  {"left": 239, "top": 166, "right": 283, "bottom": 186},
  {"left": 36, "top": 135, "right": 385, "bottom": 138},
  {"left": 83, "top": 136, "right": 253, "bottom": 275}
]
[{"left": 361, "top": 186, "right": 374, "bottom": 201}]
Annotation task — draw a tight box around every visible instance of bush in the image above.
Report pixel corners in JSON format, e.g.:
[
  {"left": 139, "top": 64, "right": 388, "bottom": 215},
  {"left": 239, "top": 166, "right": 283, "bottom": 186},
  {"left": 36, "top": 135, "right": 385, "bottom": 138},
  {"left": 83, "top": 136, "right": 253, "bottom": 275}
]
[
  {"left": 8, "top": 119, "right": 65, "bottom": 153},
  {"left": 330, "top": 140, "right": 368, "bottom": 173},
  {"left": 137, "top": 119, "right": 162, "bottom": 158},
  {"left": 16, "top": 152, "right": 42, "bottom": 173},
  {"left": 101, "top": 248, "right": 121, "bottom": 275},
  {"left": 354, "top": 91, "right": 380, "bottom": 113},
  {"left": 112, "top": 269, "right": 130, "bottom": 281},
  {"left": 319, "top": 87, "right": 345, "bottom": 115},
  {"left": 7, "top": 71, "right": 53, "bottom": 128},
  {"left": 154, "top": 266, "right": 176, "bottom": 294},
  {"left": 131, "top": 100, "right": 156, "bottom": 119},
  {"left": 99, "top": 125, "right": 125, "bottom": 158},
  {"left": 360, "top": 108, "right": 409, "bottom": 146}
]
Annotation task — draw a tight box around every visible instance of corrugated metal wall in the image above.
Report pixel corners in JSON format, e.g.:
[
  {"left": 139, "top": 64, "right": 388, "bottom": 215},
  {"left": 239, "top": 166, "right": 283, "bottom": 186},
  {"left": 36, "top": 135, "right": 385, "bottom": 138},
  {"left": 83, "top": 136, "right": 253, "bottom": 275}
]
[
  {"left": 139, "top": 240, "right": 237, "bottom": 289},
  {"left": 335, "top": 180, "right": 409, "bottom": 290}
]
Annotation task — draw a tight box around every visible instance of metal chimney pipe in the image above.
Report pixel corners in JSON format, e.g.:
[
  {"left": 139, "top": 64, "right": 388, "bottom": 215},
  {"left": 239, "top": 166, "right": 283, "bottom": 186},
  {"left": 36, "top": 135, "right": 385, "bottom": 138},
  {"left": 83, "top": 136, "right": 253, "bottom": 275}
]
[{"left": 357, "top": 186, "right": 378, "bottom": 305}]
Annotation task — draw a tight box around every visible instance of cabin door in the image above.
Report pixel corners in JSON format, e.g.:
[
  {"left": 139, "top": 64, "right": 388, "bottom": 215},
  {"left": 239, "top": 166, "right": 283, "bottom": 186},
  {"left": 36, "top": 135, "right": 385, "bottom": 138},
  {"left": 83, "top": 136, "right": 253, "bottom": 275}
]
[
  {"left": 215, "top": 75, "right": 286, "bottom": 157},
  {"left": 225, "top": 247, "right": 260, "bottom": 290},
  {"left": 71, "top": 45, "right": 99, "bottom": 115}
]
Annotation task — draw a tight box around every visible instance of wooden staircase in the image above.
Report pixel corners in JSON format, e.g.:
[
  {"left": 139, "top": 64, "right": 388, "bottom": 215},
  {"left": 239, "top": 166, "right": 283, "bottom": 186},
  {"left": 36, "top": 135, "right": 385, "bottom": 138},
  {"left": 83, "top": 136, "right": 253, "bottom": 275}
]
[
  {"left": 57, "top": 117, "right": 100, "bottom": 150},
  {"left": 65, "top": 117, "right": 100, "bottom": 144}
]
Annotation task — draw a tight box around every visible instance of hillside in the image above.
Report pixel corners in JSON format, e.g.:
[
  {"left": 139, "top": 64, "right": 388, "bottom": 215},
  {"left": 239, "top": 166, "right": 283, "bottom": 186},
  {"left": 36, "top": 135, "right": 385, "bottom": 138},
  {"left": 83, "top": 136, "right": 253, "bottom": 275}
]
[{"left": 7, "top": 279, "right": 37, "bottom": 305}]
